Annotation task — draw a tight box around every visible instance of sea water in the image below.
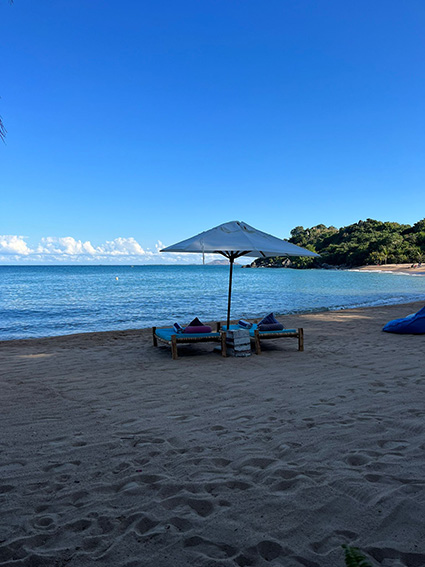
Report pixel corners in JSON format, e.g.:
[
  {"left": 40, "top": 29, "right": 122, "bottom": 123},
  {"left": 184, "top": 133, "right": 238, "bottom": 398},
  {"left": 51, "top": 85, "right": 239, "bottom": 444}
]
[{"left": 0, "top": 265, "right": 424, "bottom": 340}]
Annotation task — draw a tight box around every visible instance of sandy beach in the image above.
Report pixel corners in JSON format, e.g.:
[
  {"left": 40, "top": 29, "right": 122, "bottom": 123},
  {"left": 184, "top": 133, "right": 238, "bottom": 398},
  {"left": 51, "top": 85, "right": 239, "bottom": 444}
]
[
  {"left": 355, "top": 264, "right": 425, "bottom": 275},
  {"left": 1, "top": 301, "right": 425, "bottom": 567}
]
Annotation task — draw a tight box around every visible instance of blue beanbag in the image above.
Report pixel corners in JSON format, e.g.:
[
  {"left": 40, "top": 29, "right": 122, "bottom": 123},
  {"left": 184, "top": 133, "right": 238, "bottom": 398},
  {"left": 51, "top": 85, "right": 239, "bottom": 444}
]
[{"left": 383, "top": 306, "right": 425, "bottom": 334}]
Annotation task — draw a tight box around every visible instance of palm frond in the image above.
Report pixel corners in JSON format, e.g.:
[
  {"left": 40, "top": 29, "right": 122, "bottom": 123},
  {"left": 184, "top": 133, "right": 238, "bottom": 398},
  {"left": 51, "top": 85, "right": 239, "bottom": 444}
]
[{"left": 0, "top": 116, "right": 6, "bottom": 143}]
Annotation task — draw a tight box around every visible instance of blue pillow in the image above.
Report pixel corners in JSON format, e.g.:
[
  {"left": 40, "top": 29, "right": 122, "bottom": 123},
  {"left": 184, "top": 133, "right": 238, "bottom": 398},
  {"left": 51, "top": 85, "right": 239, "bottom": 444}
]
[
  {"left": 258, "top": 312, "right": 279, "bottom": 325},
  {"left": 188, "top": 317, "right": 203, "bottom": 327}
]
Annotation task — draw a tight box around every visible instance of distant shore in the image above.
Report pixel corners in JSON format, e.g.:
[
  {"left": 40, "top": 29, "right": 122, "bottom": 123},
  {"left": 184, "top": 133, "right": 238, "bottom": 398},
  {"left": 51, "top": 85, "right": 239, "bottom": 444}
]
[
  {"left": 353, "top": 263, "right": 425, "bottom": 275},
  {"left": 242, "top": 262, "right": 425, "bottom": 274}
]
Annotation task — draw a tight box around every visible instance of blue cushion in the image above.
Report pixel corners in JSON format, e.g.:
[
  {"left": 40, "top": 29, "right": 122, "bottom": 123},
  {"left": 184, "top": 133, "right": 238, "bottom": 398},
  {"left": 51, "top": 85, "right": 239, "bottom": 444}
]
[
  {"left": 222, "top": 324, "right": 297, "bottom": 336},
  {"left": 383, "top": 306, "right": 425, "bottom": 334}
]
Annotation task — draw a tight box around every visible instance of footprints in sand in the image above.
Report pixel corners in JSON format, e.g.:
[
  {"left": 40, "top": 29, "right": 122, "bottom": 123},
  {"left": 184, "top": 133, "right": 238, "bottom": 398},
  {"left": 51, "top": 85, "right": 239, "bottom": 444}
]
[
  {"left": 184, "top": 535, "right": 237, "bottom": 559},
  {"left": 168, "top": 515, "right": 193, "bottom": 532},
  {"left": 377, "top": 439, "right": 408, "bottom": 451},
  {"left": 134, "top": 515, "right": 160, "bottom": 536},
  {"left": 367, "top": 546, "right": 425, "bottom": 567},
  {"left": 345, "top": 453, "right": 370, "bottom": 467},
  {"left": 182, "top": 536, "right": 289, "bottom": 564},
  {"left": 311, "top": 530, "right": 358, "bottom": 554},
  {"left": 31, "top": 513, "right": 60, "bottom": 531},
  {"left": 43, "top": 460, "right": 81, "bottom": 473},
  {"left": 223, "top": 480, "right": 252, "bottom": 491},
  {"left": 256, "top": 540, "right": 286, "bottom": 562},
  {"left": 162, "top": 495, "right": 215, "bottom": 517},
  {"left": 240, "top": 456, "right": 276, "bottom": 470},
  {"left": 0, "top": 460, "right": 26, "bottom": 473},
  {"left": 1, "top": 399, "right": 423, "bottom": 567}
]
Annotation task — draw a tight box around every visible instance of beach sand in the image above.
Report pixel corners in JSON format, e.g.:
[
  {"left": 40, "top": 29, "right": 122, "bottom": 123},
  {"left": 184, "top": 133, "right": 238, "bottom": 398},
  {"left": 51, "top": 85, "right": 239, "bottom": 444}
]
[
  {"left": 1, "top": 301, "right": 425, "bottom": 567},
  {"left": 355, "top": 264, "right": 425, "bottom": 275}
]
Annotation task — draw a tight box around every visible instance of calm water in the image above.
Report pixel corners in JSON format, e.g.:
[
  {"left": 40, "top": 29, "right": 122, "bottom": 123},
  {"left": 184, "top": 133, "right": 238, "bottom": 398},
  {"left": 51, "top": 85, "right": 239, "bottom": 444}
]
[{"left": 0, "top": 265, "right": 424, "bottom": 340}]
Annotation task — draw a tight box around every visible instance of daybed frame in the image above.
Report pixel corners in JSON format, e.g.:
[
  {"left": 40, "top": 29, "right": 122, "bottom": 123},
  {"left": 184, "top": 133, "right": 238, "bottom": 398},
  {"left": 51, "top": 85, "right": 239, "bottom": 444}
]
[
  {"left": 152, "top": 325, "right": 227, "bottom": 360},
  {"left": 217, "top": 322, "right": 304, "bottom": 355},
  {"left": 251, "top": 327, "right": 304, "bottom": 355}
]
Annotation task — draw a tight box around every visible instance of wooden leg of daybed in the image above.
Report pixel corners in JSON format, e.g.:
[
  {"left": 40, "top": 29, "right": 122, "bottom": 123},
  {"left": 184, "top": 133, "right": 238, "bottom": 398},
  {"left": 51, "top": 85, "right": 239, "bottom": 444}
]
[
  {"left": 254, "top": 329, "right": 261, "bottom": 355},
  {"left": 171, "top": 335, "right": 178, "bottom": 360},
  {"left": 298, "top": 328, "right": 304, "bottom": 351},
  {"left": 152, "top": 327, "right": 158, "bottom": 347},
  {"left": 220, "top": 331, "right": 227, "bottom": 357}
]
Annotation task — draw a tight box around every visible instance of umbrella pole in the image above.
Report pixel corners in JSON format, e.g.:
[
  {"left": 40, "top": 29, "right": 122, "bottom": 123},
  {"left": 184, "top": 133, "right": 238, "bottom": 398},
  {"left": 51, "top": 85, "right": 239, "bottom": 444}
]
[{"left": 226, "top": 256, "right": 234, "bottom": 330}]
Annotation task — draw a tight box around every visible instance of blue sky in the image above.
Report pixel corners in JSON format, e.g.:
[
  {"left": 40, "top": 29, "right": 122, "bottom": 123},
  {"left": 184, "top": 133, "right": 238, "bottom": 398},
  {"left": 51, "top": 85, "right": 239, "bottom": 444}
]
[{"left": 1, "top": 0, "right": 424, "bottom": 264}]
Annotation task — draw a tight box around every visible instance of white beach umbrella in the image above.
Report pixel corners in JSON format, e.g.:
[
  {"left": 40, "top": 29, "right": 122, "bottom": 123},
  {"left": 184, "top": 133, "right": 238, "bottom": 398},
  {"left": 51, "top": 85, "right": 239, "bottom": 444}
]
[{"left": 161, "top": 220, "right": 319, "bottom": 328}]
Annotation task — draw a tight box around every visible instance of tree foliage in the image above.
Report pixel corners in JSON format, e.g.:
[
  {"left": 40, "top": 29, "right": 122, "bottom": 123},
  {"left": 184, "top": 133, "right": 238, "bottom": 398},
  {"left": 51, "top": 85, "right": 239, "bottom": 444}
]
[{"left": 250, "top": 218, "right": 425, "bottom": 269}]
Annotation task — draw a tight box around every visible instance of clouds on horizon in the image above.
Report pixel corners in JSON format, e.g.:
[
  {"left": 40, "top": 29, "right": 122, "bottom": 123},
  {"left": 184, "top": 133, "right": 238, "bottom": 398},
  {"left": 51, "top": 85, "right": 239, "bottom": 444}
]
[
  {"left": 0, "top": 235, "right": 33, "bottom": 256},
  {"left": 36, "top": 236, "right": 150, "bottom": 257},
  {"left": 0, "top": 235, "right": 211, "bottom": 264}
]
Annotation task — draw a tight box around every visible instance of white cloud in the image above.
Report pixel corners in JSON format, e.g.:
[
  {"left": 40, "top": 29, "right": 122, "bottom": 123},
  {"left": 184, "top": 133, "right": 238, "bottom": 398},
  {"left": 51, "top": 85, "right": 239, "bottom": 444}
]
[
  {"left": 37, "top": 237, "right": 87, "bottom": 255},
  {"left": 98, "top": 237, "right": 150, "bottom": 256},
  {"left": 36, "top": 236, "right": 151, "bottom": 257},
  {"left": 0, "top": 235, "right": 208, "bottom": 264},
  {"left": 0, "top": 235, "right": 33, "bottom": 255}
]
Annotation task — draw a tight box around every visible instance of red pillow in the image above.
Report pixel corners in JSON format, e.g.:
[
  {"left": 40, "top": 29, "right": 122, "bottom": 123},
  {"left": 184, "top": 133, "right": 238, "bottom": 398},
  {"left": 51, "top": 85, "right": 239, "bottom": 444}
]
[
  {"left": 258, "top": 322, "right": 284, "bottom": 331},
  {"left": 183, "top": 317, "right": 212, "bottom": 333},
  {"left": 183, "top": 325, "right": 212, "bottom": 334}
]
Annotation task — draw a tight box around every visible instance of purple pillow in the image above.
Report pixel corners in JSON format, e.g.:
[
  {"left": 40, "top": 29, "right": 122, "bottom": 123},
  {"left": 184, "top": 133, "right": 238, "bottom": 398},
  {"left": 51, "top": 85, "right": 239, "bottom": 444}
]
[
  {"left": 183, "top": 325, "right": 212, "bottom": 334},
  {"left": 258, "top": 312, "right": 279, "bottom": 326},
  {"left": 258, "top": 322, "right": 284, "bottom": 331}
]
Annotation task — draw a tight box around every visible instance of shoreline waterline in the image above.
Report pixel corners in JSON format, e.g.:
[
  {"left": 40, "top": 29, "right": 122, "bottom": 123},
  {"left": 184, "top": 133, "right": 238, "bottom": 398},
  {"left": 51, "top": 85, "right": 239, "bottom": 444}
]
[{"left": 349, "top": 263, "right": 425, "bottom": 276}]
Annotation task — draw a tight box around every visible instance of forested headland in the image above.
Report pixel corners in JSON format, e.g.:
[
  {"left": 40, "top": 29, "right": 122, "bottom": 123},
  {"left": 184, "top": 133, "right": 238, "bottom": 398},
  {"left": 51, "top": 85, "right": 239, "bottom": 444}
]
[{"left": 246, "top": 218, "right": 425, "bottom": 269}]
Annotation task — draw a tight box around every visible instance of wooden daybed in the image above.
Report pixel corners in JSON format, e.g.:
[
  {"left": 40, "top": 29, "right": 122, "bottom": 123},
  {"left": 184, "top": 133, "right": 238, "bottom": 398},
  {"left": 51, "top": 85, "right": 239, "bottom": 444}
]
[
  {"left": 218, "top": 323, "right": 304, "bottom": 355},
  {"left": 152, "top": 325, "right": 227, "bottom": 360}
]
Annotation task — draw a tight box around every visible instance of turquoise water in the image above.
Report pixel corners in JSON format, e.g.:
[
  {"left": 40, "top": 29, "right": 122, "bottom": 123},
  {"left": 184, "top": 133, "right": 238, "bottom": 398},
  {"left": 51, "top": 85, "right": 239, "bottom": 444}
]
[{"left": 0, "top": 265, "right": 424, "bottom": 340}]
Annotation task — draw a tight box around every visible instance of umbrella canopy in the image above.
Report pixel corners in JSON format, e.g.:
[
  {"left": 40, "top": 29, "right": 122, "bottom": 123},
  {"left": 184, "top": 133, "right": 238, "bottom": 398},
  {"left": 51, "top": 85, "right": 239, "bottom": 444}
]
[
  {"left": 161, "top": 220, "right": 319, "bottom": 260},
  {"left": 161, "top": 221, "right": 319, "bottom": 328}
]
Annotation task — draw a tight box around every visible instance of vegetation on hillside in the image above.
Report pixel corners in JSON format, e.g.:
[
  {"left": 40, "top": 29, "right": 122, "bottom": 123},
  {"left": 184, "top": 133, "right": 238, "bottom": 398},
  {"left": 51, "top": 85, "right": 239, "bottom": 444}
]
[{"left": 249, "top": 218, "right": 425, "bottom": 269}]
